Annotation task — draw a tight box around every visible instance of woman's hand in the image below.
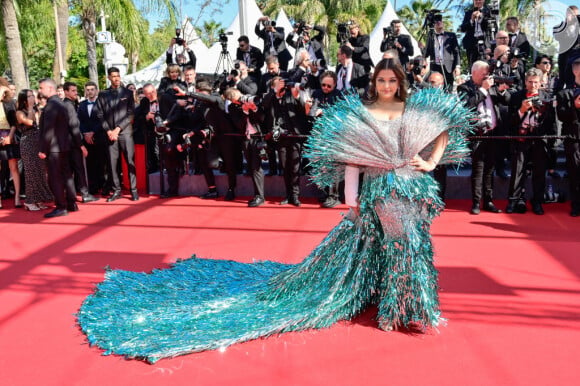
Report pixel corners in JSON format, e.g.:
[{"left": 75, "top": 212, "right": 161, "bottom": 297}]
[{"left": 410, "top": 155, "right": 436, "bottom": 172}]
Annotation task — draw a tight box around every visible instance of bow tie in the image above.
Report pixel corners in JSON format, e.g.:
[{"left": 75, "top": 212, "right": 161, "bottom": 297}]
[
  {"left": 435, "top": 33, "right": 444, "bottom": 37},
  {"left": 87, "top": 101, "right": 95, "bottom": 105},
  {"left": 509, "top": 33, "right": 516, "bottom": 38}
]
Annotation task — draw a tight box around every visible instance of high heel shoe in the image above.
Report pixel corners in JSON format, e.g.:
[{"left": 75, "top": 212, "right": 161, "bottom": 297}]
[
  {"left": 36, "top": 202, "right": 49, "bottom": 209},
  {"left": 24, "top": 203, "right": 41, "bottom": 211},
  {"left": 15, "top": 201, "right": 23, "bottom": 208}
]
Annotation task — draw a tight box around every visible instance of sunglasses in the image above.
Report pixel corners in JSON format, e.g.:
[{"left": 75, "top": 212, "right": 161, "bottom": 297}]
[
  {"left": 321, "top": 84, "right": 333, "bottom": 88},
  {"left": 540, "top": 61, "right": 551, "bottom": 64}
]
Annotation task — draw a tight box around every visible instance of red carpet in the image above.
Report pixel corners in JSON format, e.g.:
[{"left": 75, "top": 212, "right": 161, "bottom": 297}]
[{"left": 1, "top": 197, "right": 579, "bottom": 386}]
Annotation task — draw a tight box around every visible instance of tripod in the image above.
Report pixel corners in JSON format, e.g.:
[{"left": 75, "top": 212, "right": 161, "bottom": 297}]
[{"left": 213, "top": 46, "right": 234, "bottom": 89}]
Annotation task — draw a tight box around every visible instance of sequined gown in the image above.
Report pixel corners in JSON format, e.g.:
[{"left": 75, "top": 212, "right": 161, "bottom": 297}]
[{"left": 78, "top": 89, "right": 474, "bottom": 363}]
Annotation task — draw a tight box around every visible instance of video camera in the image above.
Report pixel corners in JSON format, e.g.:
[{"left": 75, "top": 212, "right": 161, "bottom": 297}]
[
  {"left": 423, "top": 9, "right": 442, "bottom": 30},
  {"left": 175, "top": 28, "right": 185, "bottom": 46},
  {"left": 219, "top": 30, "right": 233, "bottom": 51},
  {"left": 336, "top": 20, "right": 354, "bottom": 44},
  {"left": 263, "top": 19, "right": 277, "bottom": 28}
]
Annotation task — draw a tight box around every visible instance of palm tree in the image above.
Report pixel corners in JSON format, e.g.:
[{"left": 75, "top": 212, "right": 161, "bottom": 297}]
[
  {"left": 53, "top": 0, "right": 69, "bottom": 83},
  {"left": 196, "top": 20, "right": 223, "bottom": 47},
  {"left": 1, "top": 0, "right": 28, "bottom": 89},
  {"left": 397, "top": 0, "right": 454, "bottom": 45}
]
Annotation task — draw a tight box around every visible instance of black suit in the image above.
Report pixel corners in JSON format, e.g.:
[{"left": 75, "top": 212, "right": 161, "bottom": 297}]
[
  {"left": 348, "top": 34, "right": 373, "bottom": 73},
  {"left": 507, "top": 89, "right": 556, "bottom": 205},
  {"left": 78, "top": 99, "right": 109, "bottom": 194},
  {"left": 557, "top": 85, "right": 580, "bottom": 212},
  {"left": 460, "top": 7, "right": 492, "bottom": 67},
  {"left": 96, "top": 86, "right": 137, "bottom": 194},
  {"left": 381, "top": 33, "right": 414, "bottom": 67},
  {"left": 255, "top": 23, "right": 292, "bottom": 71},
  {"left": 236, "top": 46, "right": 265, "bottom": 80},
  {"left": 39, "top": 95, "right": 76, "bottom": 210},
  {"left": 336, "top": 62, "right": 369, "bottom": 97},
  {"left": 63, "top": 98, "right": 89, "bottom": 198},
  {"left": 458, "top": 80, "right": 510, "bottom": 206},
  {"left": 424, "top": 31, "right": 461, "bottom": 90}
]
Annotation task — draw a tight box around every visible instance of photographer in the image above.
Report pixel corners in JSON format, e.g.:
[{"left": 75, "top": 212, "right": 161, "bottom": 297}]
[
  {"left": 506, "top": 68, "right": 556, "bottom": 215},
  {"left": 165, "top": 33, "right": 197, "bottom": 69},
  {"left": 424, "top": 15, "right": 461, "bottom": 91},
  {"left": 255, "top": 17, "right": 292, "bottom": 71},
  {"left": 458, "top": 60, "right": 511, "bottom": 215},
  {"left": 287, "top": 50, "right": 321, "bottom": 91},
  {"left": 223, "top": 88, "right": 265, "bottom": 207},
  {"left": 306, "top": 71, "right": 342, "bottom": 208},
  {"left": 556, "top": 57, "right": 580, "bottom": 216},
  {"left": 286, "top": 23, "right": 326, "bottom": 67},
  {"left": 262, "top": 76, "right": 309, "bottom": 206},
  {"left": 177, "top": 81, "right": 233, "bottom": 200},
  {"left": 489, "top": 45, "right": 522, "bottom": 90},
  {"left": 236, "top": 36, "right": 264, "bottom": 82},
  {"left": 380, "top": 20, "right": 414, "bottom": 67},
  {"left": 220, "top": 60, "right": 258, "bottom": 96},
  {"left": 158, "top": 64, "right": 187, "bottom": 95},
  {"left": 460, "top": 0, "right": 492, "bottom": 68},
  {"left": 141, "top": 83, "right": 186, "bottom": 198},
  {"left": 344, "top": 22, "right": 373, "bottom": 73},
  {"left": 406, "top": 56, "right": 429, "bottom": 92}
]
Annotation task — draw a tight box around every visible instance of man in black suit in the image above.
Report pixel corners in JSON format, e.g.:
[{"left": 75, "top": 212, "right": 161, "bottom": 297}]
[
  {"left": 505, "top": 17, "right": 530, "bottom": 60},
  {"left": 460, "top": 0, "right": 492, "bottom": 68},
  {"left": 424, "top": 15, "right": 461, "bottom": 91},
  {"left": 286, "top": 24, "right": 326, "bottom": 66},
  {"left": 336, "top": 45, "right": 369, "bottom": 96},
  {"left": 38, "top": 78, "right": 83, "bottom": 218},
  {"left": 380, "top": 20, "right": 414, "bottom": 68},
  {"left": 346, "top": 22, "right": 373, "bottom": 73},
  {"left": 96, "top": 66, "right": 138, "bottom": 202},
  {"left": 63, "top": 82, "right": 97, "bottom": 204},
  {"left": 556, "top": 58, "right": 580, "bottom": 216},
  {"left": 262, "top": 76, "right": 309, "bottom": 206},
  {"left": 506, "top": 68, "right": 556, "bottom": 215},
  {"left": 457, "top": 60, "right": 510, "bottom": 215},
  {"left": 78, "top": 81, "right": 109, "bottom": 196},
  {"left": 220, "top": 60, "right": 258, "bottom": 96},
  {"left": 255, "top": 17, "right": 292, "bottom": 71},
  {"left": 236, "top": 35, "right": 264, "bottom": 82},
  {"left": 165, "top": 37, "right": 196, "bottom": 69}
]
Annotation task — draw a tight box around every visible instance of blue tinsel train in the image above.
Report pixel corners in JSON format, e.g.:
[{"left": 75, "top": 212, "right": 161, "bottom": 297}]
[{"left": 77, "top": 88, "right": 474, "bottom": 363}]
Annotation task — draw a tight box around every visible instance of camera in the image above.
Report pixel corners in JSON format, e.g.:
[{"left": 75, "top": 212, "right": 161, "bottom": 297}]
[
  {"left": 263, "top": 19, "right": 276, "bottom": 28},
  {"left": 256, "top": 140, "right": 268, "bottom": 161},
  {"left": 293, "top": 20, "right": 309, "bottom": 36},
  {"left": 218, "top": 30, "right": 233, "bottom": 51},
  {"left": 423, "top": 9, "right": 442, "bottom": 30},
  {"left": 508, "top": 48, "right": 527, "bottom": 61},
  {"left": 528, "top": 95, "right": 550, "bottom": 113},
  {"left": 230, "top": 62, "right": 241, "bottom": 77},
  {"left": 175, "top": 28, "right": 184, "bottom": 46},
  {"left": 411, "top": 57, "right": 426, "bottom": 75},
  {"left": 239, "top": 95, "right": 262, "bottom": 105},
  {"left": 154, "top": 115, "right": 169, "bottom": 135},
  {"left": 336, "top": 20, "right": 354, "bottom": 44},
  {"left": 382, "top": 26, "right": 396, "bottom": 50},
  {"left": 313, "top": 58, "right": 326, "bottom": 68}
]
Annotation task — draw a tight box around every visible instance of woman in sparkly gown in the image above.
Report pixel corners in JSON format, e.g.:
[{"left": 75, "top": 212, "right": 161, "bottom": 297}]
[{"left": 78, "top": 59, "right": 473, "bottom": 363}]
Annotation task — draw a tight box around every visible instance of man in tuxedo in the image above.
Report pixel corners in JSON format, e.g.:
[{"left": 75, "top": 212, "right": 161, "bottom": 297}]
[
  {"left": 424, "top": 15, "right": 461, "bottom": 91},
  {"left": 336, "top": 45, "right": 369, "bottom": 97},
  {"left": 346, "top": 22, "right": 373, "bottom": 73},
  {"left": 96, "top": 66, "right": 138, "bottom": 202},
  {"left": 38, "top": 78, "right": 83, "bottom": 218},
  {"left": 505, "top": 17, "right": 530, "bottom": 60},
  {"left": 460, "top": 0, "right": 492, "bottom": 68},
  {"left": 255, "top": 17, "right": 292, "bottom": 71},
  {"left": 458, "top": 60, "right": 510, "bottom": 215},
  {"left": 63, "top": 82, "right": 97, "bottom": 204},
  {"left": 506, "top": 68, "right": 556, "bottom": 215},
  {"left": 380, "top": 20, "right": 414, "bottom": 68},
  {"left": 78, "top": 81, "right": 109, "bottom": 196},
  {"left": 286, "top": 24, "right": 326, "bottom": 66},
  {"left": 236, "top": 35, "right": 264, "bottom": 82}
]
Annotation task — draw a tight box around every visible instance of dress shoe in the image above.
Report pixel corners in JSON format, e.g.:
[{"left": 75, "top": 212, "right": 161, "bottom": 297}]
[
  {"left": 82, "top": 194, "right": 99, "bottom": 203},
  {"left": 131, "top": 191, "right": 139, "bottom": 201},
  {"left": 248, "top": 196, "right": 265, "bottom": 207},
  {"left": 483, "top": 202, "right": 502, "bottom": 213},
  {"left": 200, "top": 190, "right": 218, "bottom": 199},
  {"left": 531, "top": 201, "right": 544, "bottom": 215},
  {"left": 505, "top": 201, "right": 516, "bottom": 214},
  {"left": 67, "top": 203, "right": 79, "bottom": 212},
  {"left": 106, "top": 192, "right": 122, "bottom": 202},
  {"left": 571, "top": 207, "right": 580, "bottom": 217},
  {"left": 288, "top": 197, "right": 301, "bottom": 207},
  {"left": 224, "top": 188, "right": 235, "bottom": 201},
  {"left": 44, "top": 208, "right": 68, "bottom": 218},
  {"left": 160, "top": 192, "right": 178, "bottom": 199},
  {"left": 321, "top": 197, "right": 339, "bottom": 208},
  {"left": 516, "top": 200, "right": 527, "bottom": 214},
  {"left": 470, "top": 202, "right": 480, "bottom": 215}
]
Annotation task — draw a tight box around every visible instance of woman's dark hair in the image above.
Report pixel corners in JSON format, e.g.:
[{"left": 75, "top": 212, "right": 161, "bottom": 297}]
[
  {"left": 16, "top": 89, "right": 33, "bottom": 111},
  {"left": 534, "top": 55, "right": 552, "bottom": 66},
  {"left": 364, "top": 58, "right": 408, "bottom": 104}
]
